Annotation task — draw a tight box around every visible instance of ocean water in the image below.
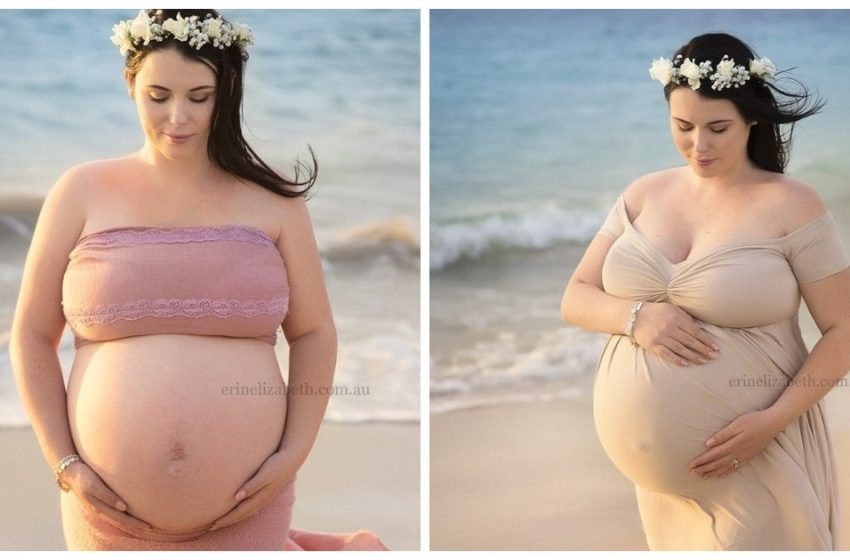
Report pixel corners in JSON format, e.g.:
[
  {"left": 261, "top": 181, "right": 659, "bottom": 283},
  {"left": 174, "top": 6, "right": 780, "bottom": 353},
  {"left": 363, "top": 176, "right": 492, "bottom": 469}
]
[
  {"left": 0, "top": 10, "right": 420, "bottom": 425},
  {"left": 430, "top": 10, "right": 850, "bottom": 413}
]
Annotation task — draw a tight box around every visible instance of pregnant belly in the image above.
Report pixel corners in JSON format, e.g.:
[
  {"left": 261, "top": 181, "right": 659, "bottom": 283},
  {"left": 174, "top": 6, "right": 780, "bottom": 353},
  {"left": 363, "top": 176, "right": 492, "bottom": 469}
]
[
  {"left": 66, "top": 335, "right": 287, "bottom": 533},
  {"left": 593, "top": 325, "right": 800, "bottom": 496}
]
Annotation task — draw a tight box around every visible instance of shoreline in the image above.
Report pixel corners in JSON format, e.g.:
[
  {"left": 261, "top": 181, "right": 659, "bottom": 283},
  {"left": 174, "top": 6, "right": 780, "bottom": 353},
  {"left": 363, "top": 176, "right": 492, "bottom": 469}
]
[{"left": 0, "top": 419, "right": 419, "bottom": 551}]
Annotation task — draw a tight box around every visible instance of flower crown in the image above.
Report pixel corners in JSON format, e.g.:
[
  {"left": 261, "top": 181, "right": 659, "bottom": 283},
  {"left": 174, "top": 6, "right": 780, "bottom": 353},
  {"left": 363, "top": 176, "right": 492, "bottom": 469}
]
[
  {"left": 111, "top": 10, "right": 254, "bottom": 57},
  {"left": 649, "top": 54, "right": 777, "bottom": 91}
]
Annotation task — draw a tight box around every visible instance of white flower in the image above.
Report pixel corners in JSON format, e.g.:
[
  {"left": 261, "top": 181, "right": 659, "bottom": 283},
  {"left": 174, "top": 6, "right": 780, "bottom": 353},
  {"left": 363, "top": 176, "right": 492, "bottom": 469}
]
[
  {"left": 193, "top": 33, "right": 211, "bottom": 50},
  {"left": 716, "top": 56, "right": 735, "bottom": 78},
  {"left": 162, "top": 14, "right": 190, "bottom": 41},
  {"left": 204, "top": 17, "right": 223, "bottom": 39},
  {"left": 110, "top": 21, "right": 136, "bottom": 56},
  {"left": 128, "top": 10, "right": 153, "bottom": 45},
  {"left": 649, "top": 52, "right": 780, "bottom": 91},
  {"left": 648, "top": 57, "right": 674, "bottom": 86},
  {"left": 111, "top": 11, "right": 253, "bottom": 55},
  {"left": 234, "top": 23, "right": 253, "bottom": 45},
  {"left": 679, "top": 58, "right": 702, "bottom": 90},
  {"left": 750, "top": 57, "right": 777, "bottom": 80}
]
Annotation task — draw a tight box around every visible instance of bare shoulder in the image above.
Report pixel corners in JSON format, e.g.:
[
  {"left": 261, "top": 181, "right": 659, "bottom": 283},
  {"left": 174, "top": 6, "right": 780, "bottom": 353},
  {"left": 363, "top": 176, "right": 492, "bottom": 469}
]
[
  {"left": 267, "top": 192, "right": 323, "bottom": 287},
  {"left": 62, "top": 156, "right": 135, "bottom": 181},
  {"left": 264, "top": 189, "right": 314, "bottom": 249},
  {"left": 235, "top": 173, "right": 312, "bottom": 246},
  {"left": 758, "top": 175, "right": 828, "bottom": 234},
  {"left": 51, "top": 156, "right": 136, "bottom": 203},
  {"left": 621, "top": 167, "right": 684, "bottom": 219},
  {"left": 43, "top": 160, "right": 110, "bottom": 228},
  {"left": 34, "top": 159, "right": 124, "bottom": 256},
  {"left": 50, "top": 160, "right": 103, "bottom": 197},
  {"left": 270, "top": 190, "right": 310, "bottom": 223}
]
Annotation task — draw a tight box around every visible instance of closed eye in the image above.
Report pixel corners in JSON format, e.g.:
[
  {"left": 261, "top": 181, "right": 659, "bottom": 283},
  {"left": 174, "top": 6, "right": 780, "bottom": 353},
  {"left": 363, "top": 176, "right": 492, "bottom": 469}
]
[
  {"left": 149, "top": 97, "right": 210, "bottom": 104},
  {"left": 676, "top": 126, "right": 728, "bottom": 134}
]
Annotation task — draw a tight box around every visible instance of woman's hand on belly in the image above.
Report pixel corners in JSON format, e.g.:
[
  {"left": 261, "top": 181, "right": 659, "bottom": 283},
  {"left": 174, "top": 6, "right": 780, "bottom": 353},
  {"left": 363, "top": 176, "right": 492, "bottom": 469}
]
[
  {"left": 633, "top": 302, "right": 720, "bottom": 366},
  {"left": 63, "top": 461, "right": 152, "bottom": 530},
  {"left": 208, "top": 450, "right": 298, "bottom": 531},
  {"left": 68, "top": 335, "right": 289, "bottom": 532},
  {"left": 689, "top": 407, "right": 787, "bottom": 478}
]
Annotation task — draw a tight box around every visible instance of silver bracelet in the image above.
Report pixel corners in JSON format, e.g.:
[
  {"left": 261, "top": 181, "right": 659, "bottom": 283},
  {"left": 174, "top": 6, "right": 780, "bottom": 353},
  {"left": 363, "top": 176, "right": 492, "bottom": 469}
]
[
  {"left": 624, "top": 301, "right": 644, "bottom": 346},
  {"left": 55, "top": 453, "right": 82, "bottom": 492}
]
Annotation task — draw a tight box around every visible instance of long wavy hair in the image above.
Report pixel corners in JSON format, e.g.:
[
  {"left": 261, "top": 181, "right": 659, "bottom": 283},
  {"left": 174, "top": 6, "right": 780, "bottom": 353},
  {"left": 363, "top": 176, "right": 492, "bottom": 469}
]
[
  {"left": 122, "top": 9, "right": 317, "bottom": 197},
  {"left": 663, "top": 33, "right": 824, "bottom": 174}
]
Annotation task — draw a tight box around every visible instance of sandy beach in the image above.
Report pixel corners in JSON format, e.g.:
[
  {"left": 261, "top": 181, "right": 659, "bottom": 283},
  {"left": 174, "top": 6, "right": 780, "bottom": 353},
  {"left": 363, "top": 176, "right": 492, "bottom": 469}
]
[
  {"left": 0, "top": 419, "right": 419, "bottom": 551},
  {"left": 431, "top": 371, "right": 850, "bottom": 551},
  {"left": 431, "top": 380, "right": 646, "bottom": 551}
]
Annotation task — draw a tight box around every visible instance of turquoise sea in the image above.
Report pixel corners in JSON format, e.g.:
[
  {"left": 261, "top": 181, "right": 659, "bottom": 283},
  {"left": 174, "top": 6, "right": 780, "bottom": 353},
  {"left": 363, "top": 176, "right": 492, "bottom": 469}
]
[
  {"left": 430, "top": 9, "right": 850, "bottom": 413},
  {"left": 0, "top": 9, "right": 420, "bottom": 425}
]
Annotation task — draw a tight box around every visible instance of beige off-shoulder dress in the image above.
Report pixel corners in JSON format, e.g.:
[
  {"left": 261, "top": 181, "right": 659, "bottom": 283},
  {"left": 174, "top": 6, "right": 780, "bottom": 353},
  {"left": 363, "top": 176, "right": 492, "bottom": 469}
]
[{"left": 593, "top": 194, "right": 848, "bottom": 550}]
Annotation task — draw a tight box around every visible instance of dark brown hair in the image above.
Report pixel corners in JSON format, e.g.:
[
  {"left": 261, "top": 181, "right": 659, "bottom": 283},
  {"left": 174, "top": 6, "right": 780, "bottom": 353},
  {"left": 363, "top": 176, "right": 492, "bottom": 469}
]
[
  {"left": 123, "top": 9, "right": 317, "bottom": 197},
  {"left": 663, "top": 33, "right": 824, "bottom": 174}
]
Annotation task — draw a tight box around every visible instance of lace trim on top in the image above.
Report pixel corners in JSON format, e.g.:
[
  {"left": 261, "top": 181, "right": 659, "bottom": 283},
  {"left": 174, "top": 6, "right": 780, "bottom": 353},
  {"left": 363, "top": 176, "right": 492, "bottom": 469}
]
[
  {"left": 74, "top": 225, "right": 275, "bottom": 250},
  {"left": 66, "top": 296, "right": 289, "bottom": 327}
]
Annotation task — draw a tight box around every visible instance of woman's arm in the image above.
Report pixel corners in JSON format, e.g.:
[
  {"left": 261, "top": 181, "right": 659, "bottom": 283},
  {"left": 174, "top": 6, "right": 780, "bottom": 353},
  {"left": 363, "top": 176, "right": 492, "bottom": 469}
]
[
  {"left": 275, "top": 195, "right": 337, "bottom": 464},
  {"left": 10, "top": 168, "right": 86, "bottom": 472},
  {"left": 9, "top": 167, "right": 147, "bottom": 527},
  {"left": 561, "top": 234, "right": 635, "bottom": 334},
  {"left": 770, "top": 269, "right": 850, "bottom": 425},
  {"left": 561, "top": 230, "right": 718, "bottom": 366},
  {"left": 765, "top": 184, "right": 850, "bottom": 423}
]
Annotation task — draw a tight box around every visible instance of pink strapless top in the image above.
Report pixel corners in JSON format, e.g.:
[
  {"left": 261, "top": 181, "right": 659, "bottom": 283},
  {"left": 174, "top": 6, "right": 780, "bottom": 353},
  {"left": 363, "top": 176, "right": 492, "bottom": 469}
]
[{"left": 62, "top": 225, "right": 289, "bottom": 349}]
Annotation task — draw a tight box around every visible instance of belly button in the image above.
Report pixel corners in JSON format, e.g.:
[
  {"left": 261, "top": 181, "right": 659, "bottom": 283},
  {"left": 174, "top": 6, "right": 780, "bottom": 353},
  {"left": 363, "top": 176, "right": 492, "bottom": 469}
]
[{"left": 168, "top": 443, "right": 187, "bottom": 476}]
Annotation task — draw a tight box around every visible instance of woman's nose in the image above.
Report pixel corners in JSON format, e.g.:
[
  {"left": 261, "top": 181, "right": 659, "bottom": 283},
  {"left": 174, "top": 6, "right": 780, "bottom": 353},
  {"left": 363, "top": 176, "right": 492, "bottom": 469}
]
[
  {"left": 169, "top": 101, "right": 189, "bottom": 125},
  {"left": 693, "top": 129, "right": 710, "bottom": 154}
]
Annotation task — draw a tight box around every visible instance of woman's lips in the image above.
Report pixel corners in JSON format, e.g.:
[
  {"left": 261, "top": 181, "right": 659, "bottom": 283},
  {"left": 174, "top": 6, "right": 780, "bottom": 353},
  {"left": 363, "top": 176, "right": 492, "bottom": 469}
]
[
  {"left": 165, "top": 133, "right": 193, "bottom": 144},
  {"left": 695, "top": 157, "right": 716, "bottom": 167}
]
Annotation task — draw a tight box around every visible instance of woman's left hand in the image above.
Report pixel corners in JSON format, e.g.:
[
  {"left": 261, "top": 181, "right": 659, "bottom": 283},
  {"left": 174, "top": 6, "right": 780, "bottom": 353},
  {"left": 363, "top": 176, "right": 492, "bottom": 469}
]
[
  {"left": 208, "top": 451, "right": 298, "bottom": 531},
  {"left": 689, "top": 408, "right": 786, "bottom": 478}
]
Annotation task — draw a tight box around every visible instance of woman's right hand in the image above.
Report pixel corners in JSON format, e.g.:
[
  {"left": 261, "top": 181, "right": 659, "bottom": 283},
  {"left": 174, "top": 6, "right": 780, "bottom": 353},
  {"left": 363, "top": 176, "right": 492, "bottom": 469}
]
[
  {"left": 62, "top": 461, "right": 152, "bottom": 530},
  {"left": 631, "top": 301, "right": 720, "bottom": 366}
]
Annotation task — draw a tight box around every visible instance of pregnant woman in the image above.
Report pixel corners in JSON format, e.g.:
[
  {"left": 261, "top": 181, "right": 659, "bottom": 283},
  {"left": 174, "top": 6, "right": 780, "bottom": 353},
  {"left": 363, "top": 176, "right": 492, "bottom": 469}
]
[
  {"left": 10, "top": 9, "right": 384, "bottom": 551},
  {"left": 561, "top": 33, "right": 850, "bottom": 550}
]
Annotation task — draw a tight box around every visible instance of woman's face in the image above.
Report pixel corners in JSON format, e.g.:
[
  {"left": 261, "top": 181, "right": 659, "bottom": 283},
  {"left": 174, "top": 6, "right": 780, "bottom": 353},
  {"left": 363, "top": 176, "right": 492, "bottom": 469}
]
[
  {"left": 127, "top": 47, "right": 217, "bottom": 161},
  {"left": 668, "top": 87, "right": 754, "bottom": 179}
]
